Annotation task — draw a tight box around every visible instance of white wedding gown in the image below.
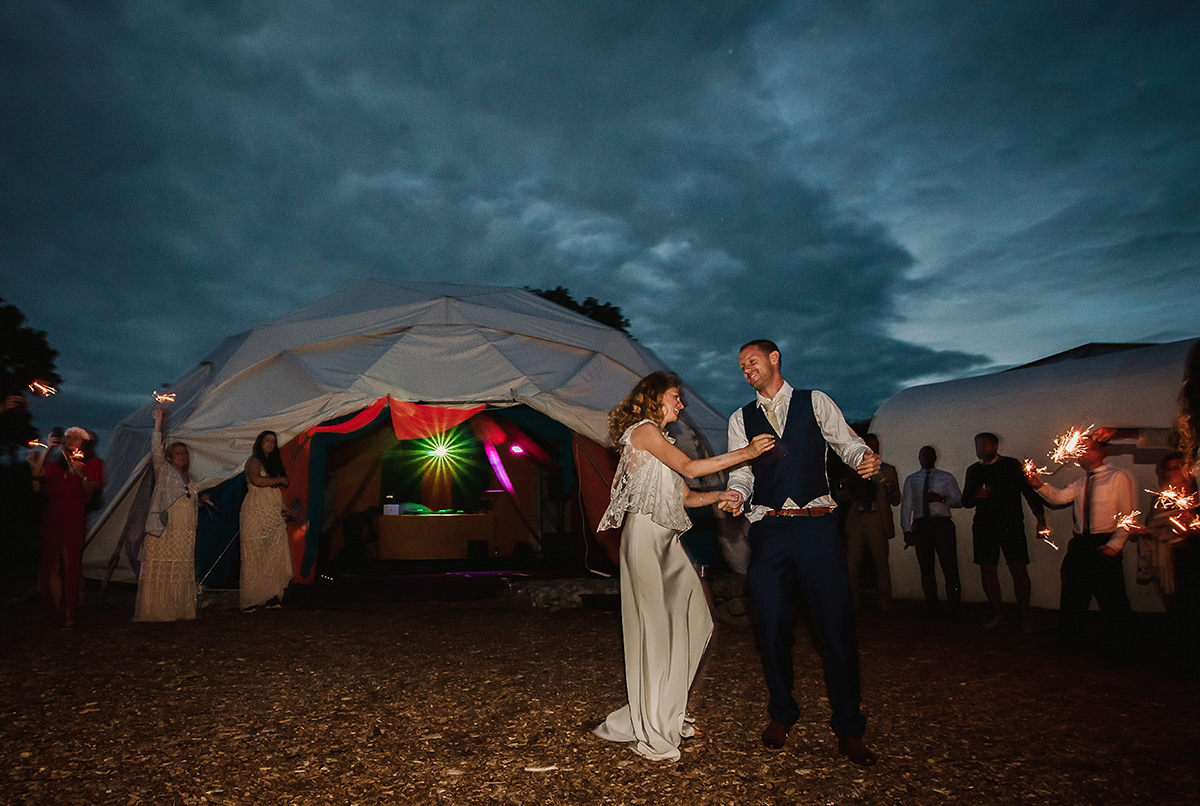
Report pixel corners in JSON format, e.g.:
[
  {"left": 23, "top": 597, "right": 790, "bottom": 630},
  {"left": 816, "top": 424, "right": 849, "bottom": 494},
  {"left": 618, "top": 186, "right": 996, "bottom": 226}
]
[{"left": 593, "top": 421, "right": 714, "bottom": 761}]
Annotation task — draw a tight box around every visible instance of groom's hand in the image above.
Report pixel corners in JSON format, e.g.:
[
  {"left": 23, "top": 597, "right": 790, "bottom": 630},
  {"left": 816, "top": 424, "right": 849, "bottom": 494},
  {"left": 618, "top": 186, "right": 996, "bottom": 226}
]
[
  {"left": 718, "top": 489, "right": 744, "bottom": 517},
  {"left": 855, "top": 450, "right": 882, "bottom": 479}
]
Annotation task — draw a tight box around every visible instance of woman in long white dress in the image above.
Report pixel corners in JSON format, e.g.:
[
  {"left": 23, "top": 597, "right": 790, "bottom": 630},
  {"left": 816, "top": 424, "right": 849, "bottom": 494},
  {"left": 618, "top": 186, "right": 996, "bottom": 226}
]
[
  {"left": 594, "top": 371, "right": 774, "bottom": 761},
  {"left": 239, "top": 430, "right": 294, "bottom": 611},
  {"left": 134, "top": 407, "right": 198, "bottom": 622}
]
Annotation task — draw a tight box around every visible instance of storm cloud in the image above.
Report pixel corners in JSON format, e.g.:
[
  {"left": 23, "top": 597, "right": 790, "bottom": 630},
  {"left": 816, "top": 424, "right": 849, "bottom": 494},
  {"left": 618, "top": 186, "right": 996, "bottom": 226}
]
[{"left": 3, "top": 1, "right": 1196, "bottom": 439}]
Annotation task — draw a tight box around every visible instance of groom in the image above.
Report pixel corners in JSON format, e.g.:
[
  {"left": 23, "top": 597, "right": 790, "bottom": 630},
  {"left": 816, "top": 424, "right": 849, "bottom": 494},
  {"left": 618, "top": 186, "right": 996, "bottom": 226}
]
[{"left": 724, "top": 340, "right": 880, "bottom": 765}]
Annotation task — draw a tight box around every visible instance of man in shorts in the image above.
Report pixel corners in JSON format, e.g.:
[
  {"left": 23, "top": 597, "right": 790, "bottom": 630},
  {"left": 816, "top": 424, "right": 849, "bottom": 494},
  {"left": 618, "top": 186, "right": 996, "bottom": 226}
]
[{"left": 962, "top": 432, "right": 1047, "bottom": 632}]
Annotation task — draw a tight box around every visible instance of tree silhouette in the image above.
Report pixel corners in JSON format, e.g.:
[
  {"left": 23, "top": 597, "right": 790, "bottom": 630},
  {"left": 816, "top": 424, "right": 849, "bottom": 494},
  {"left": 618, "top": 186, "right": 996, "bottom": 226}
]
[
  {"left": 528, "top": 286, "right": 631, "bottom": 334},
  {"left": 0, "top": 297, "right": 60, "bottom": 458}
]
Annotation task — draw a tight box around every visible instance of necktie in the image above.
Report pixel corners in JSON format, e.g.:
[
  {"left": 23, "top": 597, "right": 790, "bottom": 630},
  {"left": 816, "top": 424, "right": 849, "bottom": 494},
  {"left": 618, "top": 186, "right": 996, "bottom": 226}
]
[
  {"left": 1081, "top": 471, "right": 1094, "bottom": 534},
  {"left": 763, "top": 397, "right": 783, "bottom": 436},
  {"left": 922, "top": 470, "right": 931, "bottom": 519}
]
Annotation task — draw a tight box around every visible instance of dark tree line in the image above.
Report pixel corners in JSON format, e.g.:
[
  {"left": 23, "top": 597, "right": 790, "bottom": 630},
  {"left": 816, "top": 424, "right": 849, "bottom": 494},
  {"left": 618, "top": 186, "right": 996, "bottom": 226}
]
[
  {"left": 0, "top": 297, "right": 60, "bottom": 460},
  {"left": 528, "top": 286, "right": 631, "bottom": 335}
]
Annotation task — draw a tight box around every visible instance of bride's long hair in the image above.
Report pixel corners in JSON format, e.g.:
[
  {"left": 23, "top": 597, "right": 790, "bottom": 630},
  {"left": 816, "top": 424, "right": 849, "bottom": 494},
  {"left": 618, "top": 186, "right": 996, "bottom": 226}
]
[{"left": 608, "top": 371, "right": 680, "bottom": 446}]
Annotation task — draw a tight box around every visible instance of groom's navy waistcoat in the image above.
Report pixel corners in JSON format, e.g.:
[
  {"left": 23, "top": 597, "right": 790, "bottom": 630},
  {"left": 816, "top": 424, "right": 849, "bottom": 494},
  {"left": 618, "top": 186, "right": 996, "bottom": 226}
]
[{"left": 742, "top": 391, "right": 829, "bottom": 510}]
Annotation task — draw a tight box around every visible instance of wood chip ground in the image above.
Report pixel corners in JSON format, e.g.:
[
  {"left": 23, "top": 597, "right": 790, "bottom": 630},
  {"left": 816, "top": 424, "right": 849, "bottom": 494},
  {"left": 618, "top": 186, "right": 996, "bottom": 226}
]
[{"left": 2, "top": 582, "right": 1197, "bottom": 805}]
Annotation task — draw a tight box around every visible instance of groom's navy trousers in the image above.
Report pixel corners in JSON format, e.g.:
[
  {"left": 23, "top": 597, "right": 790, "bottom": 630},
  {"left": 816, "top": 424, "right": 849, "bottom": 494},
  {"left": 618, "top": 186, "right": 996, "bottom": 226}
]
[{"left": 746, "top": 512, "right": 866, "bottom": 739}]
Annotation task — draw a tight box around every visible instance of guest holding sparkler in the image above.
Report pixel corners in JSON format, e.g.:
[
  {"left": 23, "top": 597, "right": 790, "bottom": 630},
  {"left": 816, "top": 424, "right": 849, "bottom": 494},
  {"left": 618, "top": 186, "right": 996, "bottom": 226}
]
[
  {"left": 1129, "top": 453, "right": 1192, "bottom": 608},
  {"left": 239, "top": 431, "right": 293, "bottom": 611},
  {"left": 1025, "top": 430, "right": 1136, "bottom": 666},
  {"left": 28, "top": 426, "right": 105, "bottom": 628},
  {"left": 962, "top": 432, "right": 1047, "bottom": 633},
  {"left": 133, "top": 407, "right": 198, "bottom": 622},
  {"left": 593, "top": 371, "right": 774, "bottom": 762}
]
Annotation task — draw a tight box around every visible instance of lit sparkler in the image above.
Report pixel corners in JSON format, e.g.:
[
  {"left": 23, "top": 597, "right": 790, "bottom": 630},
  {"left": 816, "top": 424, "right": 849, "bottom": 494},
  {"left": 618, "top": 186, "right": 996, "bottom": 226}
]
[
  {"left": 1023, "top": 458, "right": 1049, "bottom": 477},
  {"left": 1149, "top": 487, "right": 1199, "bottom": 511},
  {"left": 1037, "top": 526, "right": 1059, "bottom": 551},
  {"left": 27, "top": 440, "right": 47, "bottom": 449},
  {"left": 1168, "top": 512, "right": 1200, "bottom": 535},
  {"left": 153, "top": 391, "right": 176, "bottom": 403},
  {"left": 1114, "top": 510, "right": 1142, "bottom": 532},
  {"left": 28, "top": 381, "right": 57, "bottom": 396},
  {"left": 1048, "top": 425, "right": 1094, "bottom": 465}
]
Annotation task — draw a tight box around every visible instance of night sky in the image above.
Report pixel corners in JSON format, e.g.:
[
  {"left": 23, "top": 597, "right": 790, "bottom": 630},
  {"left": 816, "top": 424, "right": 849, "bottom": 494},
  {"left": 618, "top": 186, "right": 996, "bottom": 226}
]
[{"left": 4, "top": 1, "right": 1198, "bottom": 445}]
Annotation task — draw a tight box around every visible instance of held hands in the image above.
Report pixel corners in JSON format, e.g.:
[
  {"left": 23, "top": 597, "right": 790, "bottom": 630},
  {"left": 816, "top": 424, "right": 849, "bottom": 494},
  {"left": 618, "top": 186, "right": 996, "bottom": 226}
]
[
  {"left": 717, "top": 489, "right": 744, "bottom": 517},
  {"left": 926, "top": 490, "right": 946, "bottom": 504},
  {"left": 856, "top": 450, "right": 882, "bottom": 479}
]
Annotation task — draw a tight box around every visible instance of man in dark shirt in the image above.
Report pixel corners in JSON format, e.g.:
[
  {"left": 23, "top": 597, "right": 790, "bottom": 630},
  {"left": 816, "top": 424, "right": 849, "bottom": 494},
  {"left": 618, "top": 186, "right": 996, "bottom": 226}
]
[{"left": 962, "top": 432, "right": 1047, "bottom": 632}]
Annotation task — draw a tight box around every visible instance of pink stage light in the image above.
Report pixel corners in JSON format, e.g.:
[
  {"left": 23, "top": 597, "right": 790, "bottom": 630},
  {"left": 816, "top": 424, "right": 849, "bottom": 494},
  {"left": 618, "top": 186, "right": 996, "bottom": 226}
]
[{"left": 483, "top": 442, "right": 515, "bottom": 495}]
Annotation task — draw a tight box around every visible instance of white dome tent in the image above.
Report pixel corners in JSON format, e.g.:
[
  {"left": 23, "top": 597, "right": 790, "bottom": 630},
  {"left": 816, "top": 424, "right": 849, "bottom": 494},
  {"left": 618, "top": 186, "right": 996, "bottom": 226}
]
[{"left": 84, "top": 279, "right": 729, "bottom": 586}]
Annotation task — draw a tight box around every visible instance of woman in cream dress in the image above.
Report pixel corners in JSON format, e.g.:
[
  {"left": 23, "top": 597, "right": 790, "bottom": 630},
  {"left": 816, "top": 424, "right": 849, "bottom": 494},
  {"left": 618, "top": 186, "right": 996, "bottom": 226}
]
[
  {"left": 134, "top": 407, "right": 198, "bottom": 622},
  {"left": 239, "top": 431, "right": 294, "bottom": 610},
  {"left": 594, "top": 371, "right": 774, "bottom": 761}
]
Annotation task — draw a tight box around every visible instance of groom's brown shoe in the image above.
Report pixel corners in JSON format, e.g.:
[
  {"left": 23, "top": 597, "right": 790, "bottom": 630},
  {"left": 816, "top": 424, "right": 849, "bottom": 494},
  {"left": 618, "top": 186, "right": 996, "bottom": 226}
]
[
  {"left": 761, "top": 721, "right": 790, "bottom": 749},
  {"left": 837, "top": 736, "right": 878, "bottom": 766}
]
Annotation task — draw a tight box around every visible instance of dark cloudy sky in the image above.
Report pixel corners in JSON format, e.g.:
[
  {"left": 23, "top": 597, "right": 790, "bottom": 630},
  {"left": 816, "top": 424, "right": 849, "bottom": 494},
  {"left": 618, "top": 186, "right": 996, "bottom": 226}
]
[{"left": 4, "top": 0, "right": 1198, "bottom": 444}]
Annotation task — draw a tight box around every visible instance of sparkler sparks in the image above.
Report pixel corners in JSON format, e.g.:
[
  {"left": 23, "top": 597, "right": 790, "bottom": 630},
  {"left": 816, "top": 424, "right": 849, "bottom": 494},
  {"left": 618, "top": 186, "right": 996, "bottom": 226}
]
[
  {"left": 1036, "top": 527, "right": 1059, "bottom": 550},
  {"left": 1048, "top": 425, "right": 1094, "bottom": 465},
  {"left": 27, "top": 440, "right": 47, "bottom": 449},
  {"left": 1168, "top": 513, "right": 1200, "bottom": 535},
  {"left": 1022, "top": 459, "right": 1049, "bottom": 476},
  {"left": 1150, "top": 487, "right": 1199, "bottom": 511},
  {"left": 28, "top": 381, "right": 57, "bottom": 396},
  {"left": 153, "top": 391, "right": 176, "bottom": 403},
  {"left": 1115, "top": 510, "right": 1142, "bottom": 532}
]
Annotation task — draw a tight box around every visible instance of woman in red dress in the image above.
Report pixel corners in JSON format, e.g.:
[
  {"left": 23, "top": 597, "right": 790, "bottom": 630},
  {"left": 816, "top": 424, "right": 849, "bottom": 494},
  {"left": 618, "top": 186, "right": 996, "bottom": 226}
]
[{"left": 29, "top": 427, "right": 105, "bottom": 628}]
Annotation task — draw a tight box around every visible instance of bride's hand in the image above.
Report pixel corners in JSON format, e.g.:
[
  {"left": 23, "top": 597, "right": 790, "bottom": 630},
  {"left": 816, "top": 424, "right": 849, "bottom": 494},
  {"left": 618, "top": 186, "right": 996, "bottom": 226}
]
[{"left": 747, "top": 433, "right": 775, "bottom": 457}]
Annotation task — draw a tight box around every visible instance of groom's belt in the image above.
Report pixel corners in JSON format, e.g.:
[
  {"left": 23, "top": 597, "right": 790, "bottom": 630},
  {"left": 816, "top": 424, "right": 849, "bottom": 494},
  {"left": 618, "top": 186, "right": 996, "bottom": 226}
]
[{"left": 764, "top": 507, "right": 834, "bottom": 517}]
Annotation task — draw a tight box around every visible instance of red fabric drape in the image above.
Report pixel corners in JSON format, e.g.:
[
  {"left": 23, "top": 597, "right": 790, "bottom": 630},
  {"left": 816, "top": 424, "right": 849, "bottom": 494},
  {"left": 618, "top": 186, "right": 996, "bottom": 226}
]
[{"left": 572, "top": 435, "right": 621, "bottom": 563}]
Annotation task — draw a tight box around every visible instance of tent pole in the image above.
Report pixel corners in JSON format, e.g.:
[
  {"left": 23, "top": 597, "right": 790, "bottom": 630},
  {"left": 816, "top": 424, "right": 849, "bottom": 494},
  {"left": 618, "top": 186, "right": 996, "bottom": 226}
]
[
  {"left": 98, "top": 529, "right": 132, "bottom": 597},
  {"left": 199, "top": 528, "right": 240, "bottom": 586}
]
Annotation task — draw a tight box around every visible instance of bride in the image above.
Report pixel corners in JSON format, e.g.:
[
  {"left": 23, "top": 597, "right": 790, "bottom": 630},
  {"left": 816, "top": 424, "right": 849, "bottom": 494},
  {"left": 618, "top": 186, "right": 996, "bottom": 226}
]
[{"left": 593, "top": 371, "right": 773, "bottom": 761}]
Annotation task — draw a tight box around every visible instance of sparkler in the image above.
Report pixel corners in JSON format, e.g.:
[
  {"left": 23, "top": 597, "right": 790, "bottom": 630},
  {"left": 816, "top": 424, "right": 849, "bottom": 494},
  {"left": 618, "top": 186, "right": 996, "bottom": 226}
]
[
  {"left": 1168, "top": 512, "right": 1200, "bottom": 535},
  {"left": 153, "top": 391, "right": 176, "bottom": 403},
  {"left": 1036, "top": 526, "right": 1059, "bottom": 551},
  {"left": 1149, "top": 487, "right": 1199, "bottom": 511},
  {"left": 1022, "top": 458, "right": 1049, "bottom": 476},
  {"left": 1114, "top": 510, "right": 1141, "bottom": 532},
  {"left": 27, "top": 440, "right": 47, "bottom": 449},
  {"left": 1048, "top": 425, "right": 1094, "bottom": 465},
  {"left": 28, "top": 381, "right": 57, "bottom": 396}
]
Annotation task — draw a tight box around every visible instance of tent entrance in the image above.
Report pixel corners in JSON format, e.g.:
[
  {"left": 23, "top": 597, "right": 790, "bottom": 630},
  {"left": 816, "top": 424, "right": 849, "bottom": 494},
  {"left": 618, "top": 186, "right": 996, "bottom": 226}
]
[{"left": 312, "top": 405, "right": 588, "bottom": 576}]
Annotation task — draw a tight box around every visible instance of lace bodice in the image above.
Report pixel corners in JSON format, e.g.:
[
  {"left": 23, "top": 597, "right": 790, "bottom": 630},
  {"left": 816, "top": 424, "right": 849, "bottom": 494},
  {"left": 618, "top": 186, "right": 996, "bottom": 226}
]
[{"left": 598, "top": 420, "right": 691, "bottom": 533}]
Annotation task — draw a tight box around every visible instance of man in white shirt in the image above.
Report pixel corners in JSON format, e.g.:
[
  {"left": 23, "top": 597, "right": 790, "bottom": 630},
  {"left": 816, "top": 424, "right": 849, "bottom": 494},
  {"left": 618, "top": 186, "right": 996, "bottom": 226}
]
[
  {"left": 1027, "top": 431, "right": 1136, "bottom": 665},
  {"left": 724, "top": 340, "right": 881, "bottom": 765},
  {"left": 900, "top": 445, "right": 963, "bottom": 619}
]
